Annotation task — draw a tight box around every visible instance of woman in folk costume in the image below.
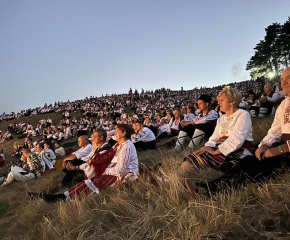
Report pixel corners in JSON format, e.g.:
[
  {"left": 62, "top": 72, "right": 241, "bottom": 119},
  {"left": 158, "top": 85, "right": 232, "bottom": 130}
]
[
  {"left": 185, "top": 67, "right": 290, "bottom": 195},
  {"left": 31, "top": 124, "right": 139, "bottom": 202},
  {"left": 178, "top": 87, "right": 254, "bottom": 177}
]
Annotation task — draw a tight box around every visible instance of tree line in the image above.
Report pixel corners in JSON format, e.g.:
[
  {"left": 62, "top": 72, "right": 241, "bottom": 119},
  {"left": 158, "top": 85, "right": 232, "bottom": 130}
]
[{"left": 246, "top": 17, "right": 290, "bottom": 80}]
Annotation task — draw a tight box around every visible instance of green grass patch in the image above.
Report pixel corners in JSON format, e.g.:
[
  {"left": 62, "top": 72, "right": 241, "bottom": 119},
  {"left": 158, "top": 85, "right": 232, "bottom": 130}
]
[{"left": 0, "top": 202, "right": 9, "bottom": 216}]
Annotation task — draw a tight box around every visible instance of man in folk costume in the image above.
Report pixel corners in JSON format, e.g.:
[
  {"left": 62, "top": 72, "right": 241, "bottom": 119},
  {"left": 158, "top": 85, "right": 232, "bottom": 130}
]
[
  {"left": 30, "top": 124, "right": 139, "bottom": 202},
  {"left": 187, "top": 67, "right": 290, "bottom": 195},
  {"left": 249, "top": 83, "right": 280, "bottom": 118},
  {"left": 60, "top": 135, "right": 92, "bottom": 186},
  {"left": 175, "top": 94, "right": 219, "bottom": 150},
  {"left": 65, "top": 129, "right": 113, "bottom": 176},
  {"left": 132, "top": 121, "right": 156, "bottom": 150}
]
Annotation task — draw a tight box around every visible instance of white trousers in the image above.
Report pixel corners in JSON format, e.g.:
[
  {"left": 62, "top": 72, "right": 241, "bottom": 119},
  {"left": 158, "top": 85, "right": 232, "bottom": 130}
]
[
  {"left": 175, "top": 129, "right": 205, "bottom": 150},
  {"left": 188, "top": 129, "right": 205, "bottom": 149},
  {"left": 42, "top": 158, "right": 55, "bottom": 170},
  {"left": 1, "top": 166, "right": 35, "bottom": 187},
  {"left": 175, "top": 131, "right": 188, "bottom": 150}
]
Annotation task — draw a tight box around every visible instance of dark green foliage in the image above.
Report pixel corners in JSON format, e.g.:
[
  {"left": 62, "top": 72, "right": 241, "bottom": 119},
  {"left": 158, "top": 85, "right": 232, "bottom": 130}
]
[{"left": 246, "top": 17, "right": 290, "bottom": 79}]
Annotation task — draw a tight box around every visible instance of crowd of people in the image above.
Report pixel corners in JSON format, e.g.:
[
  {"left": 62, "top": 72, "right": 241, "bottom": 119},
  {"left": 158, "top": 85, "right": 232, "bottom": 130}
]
[{"left": 0, "top": 68, "right": 289, "bottom": 202}]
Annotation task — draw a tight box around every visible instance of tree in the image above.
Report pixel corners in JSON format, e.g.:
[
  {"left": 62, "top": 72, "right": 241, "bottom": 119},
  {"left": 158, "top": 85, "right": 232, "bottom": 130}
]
[
  {"left": 246, "top": 18, "right": 290, "bottom": 79},
  {"left": 279, "top": 17, "right": 290, "bottom": 67}
]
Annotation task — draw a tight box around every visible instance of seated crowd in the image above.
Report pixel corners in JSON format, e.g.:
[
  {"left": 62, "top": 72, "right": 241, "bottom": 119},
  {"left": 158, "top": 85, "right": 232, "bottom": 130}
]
[{"left": 0, "top": 67, "right": 289, "bottom": 203}]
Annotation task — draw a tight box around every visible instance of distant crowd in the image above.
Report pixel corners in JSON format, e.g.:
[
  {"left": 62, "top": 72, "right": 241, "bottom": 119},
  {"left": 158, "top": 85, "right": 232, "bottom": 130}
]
[
  {"left": 0, "top": 77, "right": 267, "bottom": 123},
  {"left": 0, "top": 76, "right": 282, "bottom": 146}
]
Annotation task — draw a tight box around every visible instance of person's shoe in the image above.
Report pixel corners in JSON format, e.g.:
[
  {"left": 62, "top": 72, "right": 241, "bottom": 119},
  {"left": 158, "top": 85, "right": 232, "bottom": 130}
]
[
  {"left": 28, "top": 192, "right": 45, "bottom": 199},
  {"left": 43, "top": 193, "right": 66, "bottom": 202}
]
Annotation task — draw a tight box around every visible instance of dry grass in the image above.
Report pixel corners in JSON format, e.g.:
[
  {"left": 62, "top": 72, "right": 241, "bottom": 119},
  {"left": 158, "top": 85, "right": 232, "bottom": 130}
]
[{"left": 1, "top": 114, "right": 288, "bottom": 240}]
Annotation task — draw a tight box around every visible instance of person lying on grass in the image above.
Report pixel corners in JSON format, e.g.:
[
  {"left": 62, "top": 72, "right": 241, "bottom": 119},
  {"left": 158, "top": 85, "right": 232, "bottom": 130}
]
[{"left": 29, "top": 124, "right": 139, "bottom": 202}]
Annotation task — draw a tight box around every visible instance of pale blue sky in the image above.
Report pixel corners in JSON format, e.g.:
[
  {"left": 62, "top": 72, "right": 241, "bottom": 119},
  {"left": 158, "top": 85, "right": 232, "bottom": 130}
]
[{"left": 0, "top": 0, "right": 289, "bottom": 113}]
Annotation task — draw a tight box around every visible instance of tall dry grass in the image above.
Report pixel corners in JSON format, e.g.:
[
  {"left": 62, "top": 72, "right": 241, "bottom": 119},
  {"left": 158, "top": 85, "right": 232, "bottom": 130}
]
[{"left": 1, "top": 115, "right": 290, "bottom": 240}]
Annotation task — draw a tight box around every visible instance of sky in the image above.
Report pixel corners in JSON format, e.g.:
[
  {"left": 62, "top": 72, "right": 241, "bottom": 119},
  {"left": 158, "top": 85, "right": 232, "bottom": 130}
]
[{"left": 0, "top": 0, "right": 289, "bottom": 114}]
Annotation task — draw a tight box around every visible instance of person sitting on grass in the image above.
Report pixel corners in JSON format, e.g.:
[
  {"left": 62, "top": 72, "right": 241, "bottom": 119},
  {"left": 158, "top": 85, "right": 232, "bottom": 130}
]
[
  {"left": 156, "top": 118, "right": 171, "bottom": 141},
  {"left": 0, "top": 148, "right": 42, "bottom": 187},
  {"left": 60, "top": 135, "right": 93, "bottom": 187},
  {"left": 186, "top": 67, "right": 290, "bottom": 196},
  {"left": 170, "top": 109, "right": 182, "bottom": 136},
  {"left": 132, "top": 121, "right": 156, "bottom": 150},
  {"left": 176, "top": 87, "right": 254, "bottom": 196},
  {"left": 11, "top": 142, "right": 22, "bottom": 157},
  {"left": 54, "top": 142, "right": 65, "bottom": 157},
  {"left": 249, "top": 83, "right": 280, "bottom": 118},
  {"left": 175, "top": 95, "right": 219, "bottom": 151},
  {"left": 44, "top": 141, "right": 56, "bottom": 163},
  {"left": 30, "top": 124, "right": 139, "bottom": 202},
  {"left": 36, "top": 143, "right": 55, "bottom": 171},
  {"left": 0, "top": 130, "right": 12, "bottom": 143}
]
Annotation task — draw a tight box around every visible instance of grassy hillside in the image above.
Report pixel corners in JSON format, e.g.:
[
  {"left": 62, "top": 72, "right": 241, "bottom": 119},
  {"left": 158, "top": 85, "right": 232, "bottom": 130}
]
[{"left": 1, "top": 112, "right": 286, "bottom": 240}]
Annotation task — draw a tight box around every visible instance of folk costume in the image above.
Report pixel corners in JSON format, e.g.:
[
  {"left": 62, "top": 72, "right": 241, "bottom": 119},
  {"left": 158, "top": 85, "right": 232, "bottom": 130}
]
[
  {"left": 61, "top": 143, "right": 93, "bottom": 185},
  {"left": 175, "top": 109, "right": 218, "bottom": 150},
  {"left": 197, "top": 97, "right": 290, "bottom": 193},
  {"left": 175, "top": 94, "right": 219, "bottom": 150},
  {"left": 185, "top": 109, "right": 253, "bottom": 170},
  {"left": 249, "top": 90, "right": 280, "bottom": 117},
  {"left": 42, "top": 140, "right": 139, "bottom": 202},
  {"left": 1, "top": 153, "right": 42, "bottom": 187},
  {"left": 170, "top": 116, "right": 182, "bottom": 136},
  {"left": 132, "top": 127, "right": 156, "bottom": 150}
]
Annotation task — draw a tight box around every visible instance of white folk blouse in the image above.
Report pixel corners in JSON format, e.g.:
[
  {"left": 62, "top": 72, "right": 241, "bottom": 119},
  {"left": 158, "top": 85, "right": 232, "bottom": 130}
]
[{"left": 205, "top": 109, "right": 253, "bottom": 158}]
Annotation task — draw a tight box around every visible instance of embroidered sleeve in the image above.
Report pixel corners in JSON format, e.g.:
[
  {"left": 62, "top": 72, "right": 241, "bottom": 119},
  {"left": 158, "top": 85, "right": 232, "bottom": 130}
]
[
  {"left": 192, "top": 110, "right": 218, "bottom": 125},
  {"left": 259, "top": 102, "right": 284, "bottom": 147},
  {"left": 103, "top": 145, "right": 131, "bottom": 177}
]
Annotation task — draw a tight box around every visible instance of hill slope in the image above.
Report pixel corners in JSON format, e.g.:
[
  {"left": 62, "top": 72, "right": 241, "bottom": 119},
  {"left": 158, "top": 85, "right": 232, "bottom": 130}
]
[{"left": 1, "top": 113, "right": 286, "bottom": 240}]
